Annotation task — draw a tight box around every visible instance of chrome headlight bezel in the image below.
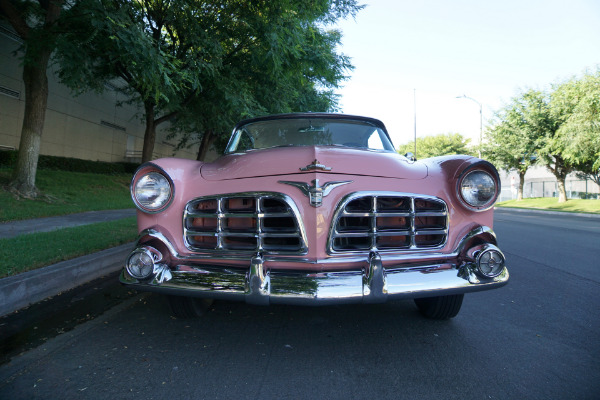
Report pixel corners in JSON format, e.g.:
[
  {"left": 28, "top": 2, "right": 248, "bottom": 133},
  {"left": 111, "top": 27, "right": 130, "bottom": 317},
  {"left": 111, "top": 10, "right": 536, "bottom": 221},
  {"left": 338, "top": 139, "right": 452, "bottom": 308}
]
[
  {"left": 131, "top": 163, "right": 174, "bottom": 213},
  {"left": 474, "top": 244, "right": 506, "bottom": 278},
  {"left": 456, "top": 163, "right": 500, "bottom": 211}
]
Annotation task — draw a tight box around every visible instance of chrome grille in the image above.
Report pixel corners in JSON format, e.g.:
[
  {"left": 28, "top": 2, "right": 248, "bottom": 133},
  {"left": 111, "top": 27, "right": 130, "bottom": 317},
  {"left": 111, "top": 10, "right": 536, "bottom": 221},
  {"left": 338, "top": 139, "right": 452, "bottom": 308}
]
[
  {"left": 184, "top": 193, "right": 307, "bottom": 254},
  {"left": 329, "top": 193, "right": 448, "bottom": 253}
]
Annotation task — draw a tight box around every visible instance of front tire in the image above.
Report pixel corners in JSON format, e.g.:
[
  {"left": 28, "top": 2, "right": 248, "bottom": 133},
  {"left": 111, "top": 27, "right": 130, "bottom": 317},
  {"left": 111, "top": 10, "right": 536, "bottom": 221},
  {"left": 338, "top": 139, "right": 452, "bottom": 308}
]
[
  {"left": 414, "top": 294, "right": 464, "bottom": 319},
  {"left": 167, "top": 295, "right": 213, "bottom": 318}
]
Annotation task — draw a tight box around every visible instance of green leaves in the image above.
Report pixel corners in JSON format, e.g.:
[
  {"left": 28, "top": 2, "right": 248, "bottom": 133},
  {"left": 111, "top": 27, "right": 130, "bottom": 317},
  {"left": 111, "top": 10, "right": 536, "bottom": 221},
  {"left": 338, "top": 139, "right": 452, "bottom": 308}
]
[
  {"left": 52, "top": 0, "right": 362, "bottom": 161},
  {"left": 484, "top": 69, "right": 600, "bottom": 201},
  {"left": 552, "top": 70, "right": 600, "bottom": 171},
  {"left": 397, "top": 133, "right": 475, "bottom": 159},
  {"left": 484, "top": 89, "right": 547, "bottom": 174}
]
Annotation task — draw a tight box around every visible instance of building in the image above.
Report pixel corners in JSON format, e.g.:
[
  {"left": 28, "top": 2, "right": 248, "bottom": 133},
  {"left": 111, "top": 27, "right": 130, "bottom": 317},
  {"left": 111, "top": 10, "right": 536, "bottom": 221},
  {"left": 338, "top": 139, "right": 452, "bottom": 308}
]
[{"left": 0, "top": 22, "right": 198, "bottom": 164}]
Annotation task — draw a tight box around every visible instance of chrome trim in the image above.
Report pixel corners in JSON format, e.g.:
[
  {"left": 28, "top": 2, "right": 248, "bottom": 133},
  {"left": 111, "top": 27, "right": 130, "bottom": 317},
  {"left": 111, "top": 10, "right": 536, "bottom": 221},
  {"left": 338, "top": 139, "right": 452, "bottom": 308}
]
[
  {"left": 278, "top": 179, "right": 352, "bottom": 207},
  {"left": 363, "top": 251, "right": 387, "bottom": 303},
  {"left": 152, "top": 263, "right": 173, "bottom": 284},
  {"left": 456, "top": 161, "right": 501, "bottom": 212},
  {"left": 328, "top": 192, "right": 449, "bottom": 254},
  {"left": 474, "top": 243, "right": 505, "bottom": 278},
  {"left": 183, "top": 192, "right": 308, "bottom": 255},
  {"left": 125, "top": 246, "right": 161, "bottom": 280},
  {"left": 130, "top": 163, "right": 175, "bottom": 214},
  {"left": 300, "top": 159, "right": 332, "bottom": 171},
  {"left": 120, "top": 253, "right": 509, "bottom": 306},
  {"left": 134, "top": 225, "right": 496, "bottom": 265},
  {"left": 246, "top": 253, "right": 270, "bottom": 305}
]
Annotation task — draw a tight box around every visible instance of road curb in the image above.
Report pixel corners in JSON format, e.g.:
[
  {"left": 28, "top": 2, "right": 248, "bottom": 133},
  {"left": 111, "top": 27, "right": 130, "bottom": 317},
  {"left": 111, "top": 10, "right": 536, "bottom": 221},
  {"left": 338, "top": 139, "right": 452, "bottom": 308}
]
[
  {"left": 0, "top": 243, "right": 134, "bottom": 317},
  {"left": 495, "top": 206, "right": 600, "bottom": 219}
]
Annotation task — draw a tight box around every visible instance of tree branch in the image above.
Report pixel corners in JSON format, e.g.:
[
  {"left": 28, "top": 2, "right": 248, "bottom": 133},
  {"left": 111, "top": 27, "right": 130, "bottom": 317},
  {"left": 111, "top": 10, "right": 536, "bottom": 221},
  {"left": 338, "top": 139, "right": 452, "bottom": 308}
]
[{"left": 0, "top": 0, "right": 31, "bottom": 38}]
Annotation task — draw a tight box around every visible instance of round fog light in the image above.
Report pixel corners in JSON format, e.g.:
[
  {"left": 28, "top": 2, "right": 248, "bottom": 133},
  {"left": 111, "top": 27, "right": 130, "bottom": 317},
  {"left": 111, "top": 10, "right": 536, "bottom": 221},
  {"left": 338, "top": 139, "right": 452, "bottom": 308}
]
[
  {"left": 476, "top": 248, "right": 505, "bottom": 278},
  {"left": 126, "top": 248, "right": 155, "bottom": 280}
]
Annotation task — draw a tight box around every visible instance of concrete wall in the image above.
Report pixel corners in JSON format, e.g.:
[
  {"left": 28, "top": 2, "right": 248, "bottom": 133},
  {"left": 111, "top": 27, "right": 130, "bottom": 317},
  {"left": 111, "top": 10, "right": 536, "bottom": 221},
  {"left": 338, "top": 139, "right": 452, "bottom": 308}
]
[{"left": 0, "top": 22, "right": 198, "bottom": 163}]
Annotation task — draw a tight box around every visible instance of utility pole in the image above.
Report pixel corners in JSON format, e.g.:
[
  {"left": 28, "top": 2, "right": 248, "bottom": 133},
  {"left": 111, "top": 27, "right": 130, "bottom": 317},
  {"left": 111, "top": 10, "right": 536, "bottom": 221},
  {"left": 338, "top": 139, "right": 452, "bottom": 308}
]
[
  {"left": 413, "top": 89, "right": 417, "bottom": 158},
  {"left": 456, "top": 94, "right": 483, "bottom": 158}
]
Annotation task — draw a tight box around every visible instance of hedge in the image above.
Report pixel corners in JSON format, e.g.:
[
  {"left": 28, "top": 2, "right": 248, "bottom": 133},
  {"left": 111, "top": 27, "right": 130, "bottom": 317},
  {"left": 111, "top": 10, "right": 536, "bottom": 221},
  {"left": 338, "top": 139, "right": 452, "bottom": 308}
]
[{"left": 0, "top": 150, "right": 139, "bottom": 175}]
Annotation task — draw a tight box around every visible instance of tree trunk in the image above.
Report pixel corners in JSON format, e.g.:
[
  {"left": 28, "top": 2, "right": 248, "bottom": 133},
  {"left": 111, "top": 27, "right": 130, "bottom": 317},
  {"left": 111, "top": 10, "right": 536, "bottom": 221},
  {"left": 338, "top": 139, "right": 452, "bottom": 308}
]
[
  {"left": 546, "top": 156, "right": 569, "bottom": 203},
  {"left": 517, "top": 170, "right": 525, "bottom": 201},
  {"left": 196, "top": 131, "right": 215, "bottom": 161},
  {"left": 9, "top": 49, "right": 52, "bottom": 198},
  {"left": 142, "top": 101, "right": 156, "bottom": 163},
  {"left": 556, "top": 177, "right": 567, "bottom": 203}
]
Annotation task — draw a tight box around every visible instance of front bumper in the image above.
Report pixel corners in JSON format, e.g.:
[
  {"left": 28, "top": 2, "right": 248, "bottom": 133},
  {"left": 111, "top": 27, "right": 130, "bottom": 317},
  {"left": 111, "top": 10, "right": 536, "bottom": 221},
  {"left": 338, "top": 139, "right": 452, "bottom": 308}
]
[{"left": 120, "top": 227, "right": 509, "bottom": 306}]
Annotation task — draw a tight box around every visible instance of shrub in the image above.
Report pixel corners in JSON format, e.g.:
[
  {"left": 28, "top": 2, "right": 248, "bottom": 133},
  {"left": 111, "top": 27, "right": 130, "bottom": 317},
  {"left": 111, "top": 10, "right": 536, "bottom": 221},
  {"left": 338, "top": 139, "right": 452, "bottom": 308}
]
[{"left": 0, "top": 150, "right": 139, "bottom": 174}]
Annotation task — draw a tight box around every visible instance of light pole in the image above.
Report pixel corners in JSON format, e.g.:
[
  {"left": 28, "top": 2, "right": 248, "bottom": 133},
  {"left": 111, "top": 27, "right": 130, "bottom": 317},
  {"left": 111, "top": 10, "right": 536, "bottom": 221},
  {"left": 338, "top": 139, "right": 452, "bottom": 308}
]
[{"left": 456, "top": 94, "right": 482, "bottom": 158}]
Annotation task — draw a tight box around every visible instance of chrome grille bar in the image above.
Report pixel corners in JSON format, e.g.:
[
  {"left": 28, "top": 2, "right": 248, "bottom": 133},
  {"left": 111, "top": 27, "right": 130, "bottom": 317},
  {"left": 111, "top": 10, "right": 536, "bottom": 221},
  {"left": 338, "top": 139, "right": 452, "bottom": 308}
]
[
  {"left": 328, "top": 192, "right": 449, "bottom": 253},
  {"left": 184, "top": 192, "right": 308, "bottom": 254}
]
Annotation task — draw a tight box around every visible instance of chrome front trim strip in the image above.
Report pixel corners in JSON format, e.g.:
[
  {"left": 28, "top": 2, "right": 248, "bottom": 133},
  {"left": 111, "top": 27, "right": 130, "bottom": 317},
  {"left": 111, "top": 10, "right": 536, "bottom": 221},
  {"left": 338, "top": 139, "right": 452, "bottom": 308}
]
[
  {"left": 120, "top": 251, "right": 509, "bottom": 306},
  {"left": 136, "top": 225, "right": 496, "bottom": 265}
]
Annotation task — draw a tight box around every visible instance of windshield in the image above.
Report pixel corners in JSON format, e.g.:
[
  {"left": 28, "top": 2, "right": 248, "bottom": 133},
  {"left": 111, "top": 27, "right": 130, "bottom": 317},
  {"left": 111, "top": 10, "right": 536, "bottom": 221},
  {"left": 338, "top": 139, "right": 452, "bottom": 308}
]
[{"left": 225, "top": 117, "right": 395, "bottom": 153}]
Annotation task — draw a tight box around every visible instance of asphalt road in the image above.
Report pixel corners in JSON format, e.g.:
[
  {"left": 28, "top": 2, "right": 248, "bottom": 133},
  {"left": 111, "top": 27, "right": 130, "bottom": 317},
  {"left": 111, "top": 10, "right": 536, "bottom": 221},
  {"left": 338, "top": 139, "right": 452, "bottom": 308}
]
[{"left": 1, "top": 209, "right": 598, "bottom": 399}]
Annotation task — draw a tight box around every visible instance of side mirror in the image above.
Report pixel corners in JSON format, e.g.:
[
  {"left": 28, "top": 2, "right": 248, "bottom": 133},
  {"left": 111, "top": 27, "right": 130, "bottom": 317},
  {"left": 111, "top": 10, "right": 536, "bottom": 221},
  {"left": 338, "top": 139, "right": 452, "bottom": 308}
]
[{"left": 404, "top": 152, "right": 416, "bottom": 162}]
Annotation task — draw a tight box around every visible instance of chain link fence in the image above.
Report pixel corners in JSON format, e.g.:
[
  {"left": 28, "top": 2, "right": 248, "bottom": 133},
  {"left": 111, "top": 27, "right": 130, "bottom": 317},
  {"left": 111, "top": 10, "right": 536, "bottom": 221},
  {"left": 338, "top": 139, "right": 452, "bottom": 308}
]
[{"left": 499, "top": 178, "right": 600, "bottom": 201}]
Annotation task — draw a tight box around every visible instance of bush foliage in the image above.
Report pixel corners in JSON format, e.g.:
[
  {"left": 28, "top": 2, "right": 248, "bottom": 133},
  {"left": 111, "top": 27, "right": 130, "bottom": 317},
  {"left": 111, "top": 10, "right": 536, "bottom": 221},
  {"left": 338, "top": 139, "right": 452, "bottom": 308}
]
[{"left": 0, "top": 151, "right": 138, "bottom": 175}]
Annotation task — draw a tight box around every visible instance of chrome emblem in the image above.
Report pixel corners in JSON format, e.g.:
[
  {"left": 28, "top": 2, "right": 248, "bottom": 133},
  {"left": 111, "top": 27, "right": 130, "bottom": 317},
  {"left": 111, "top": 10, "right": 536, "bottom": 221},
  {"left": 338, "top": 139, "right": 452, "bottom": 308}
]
[
  {"left": 279, "top": 179, "right": 352, "bottom": 207},
  {"left": 300, "top": 159, "right": 332, "bottom": 171}
]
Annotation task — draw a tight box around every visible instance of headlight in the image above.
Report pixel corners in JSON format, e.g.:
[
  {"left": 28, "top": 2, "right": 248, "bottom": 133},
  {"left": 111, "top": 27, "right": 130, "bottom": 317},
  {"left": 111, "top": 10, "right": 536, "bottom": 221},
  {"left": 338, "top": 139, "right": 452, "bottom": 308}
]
[
  {"left": 131, "top": 166, "right": 173, "bottom": 213},
  {"left": 459, "top": 170, "right": 498, "bottom": 210}
]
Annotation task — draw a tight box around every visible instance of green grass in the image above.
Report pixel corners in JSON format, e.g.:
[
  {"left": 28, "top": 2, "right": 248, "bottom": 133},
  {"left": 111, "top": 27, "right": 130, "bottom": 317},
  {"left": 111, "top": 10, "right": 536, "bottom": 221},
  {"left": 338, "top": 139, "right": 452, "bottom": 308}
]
[
  {"left": 0, "top": 168, "right": 133, "bottom": 222},
  {"left": 496, "top": 198, "right": 600, "bottom": 214},
  {"left": 0, "top": 217, "right": 137, "bottom": 278}
]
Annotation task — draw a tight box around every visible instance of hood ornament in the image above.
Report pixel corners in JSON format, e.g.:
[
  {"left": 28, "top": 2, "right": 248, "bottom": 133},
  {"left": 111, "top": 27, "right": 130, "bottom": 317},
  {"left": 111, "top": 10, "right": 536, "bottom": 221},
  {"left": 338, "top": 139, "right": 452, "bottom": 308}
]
[
  {"left": 279, "top": 179, "right": 352, "bottom": 207},
  {"left": 300, "top": 159, "right": 331, "bottom": 171}
]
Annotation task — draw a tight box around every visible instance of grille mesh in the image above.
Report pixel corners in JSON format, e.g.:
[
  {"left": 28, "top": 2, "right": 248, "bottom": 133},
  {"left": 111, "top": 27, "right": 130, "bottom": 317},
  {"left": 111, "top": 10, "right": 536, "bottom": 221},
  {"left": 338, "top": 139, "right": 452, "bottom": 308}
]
[
  {"left": 329, "top": 194, "right": 448, "bottom": 252},
  {"left": 184, "top": 194, "right": 307, "bottom": 254}
]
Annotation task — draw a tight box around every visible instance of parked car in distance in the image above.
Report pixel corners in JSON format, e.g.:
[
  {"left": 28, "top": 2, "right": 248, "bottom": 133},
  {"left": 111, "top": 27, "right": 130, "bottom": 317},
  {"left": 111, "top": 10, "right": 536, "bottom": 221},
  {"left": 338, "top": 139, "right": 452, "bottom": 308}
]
[{"left": 121, "top": 113, "right": 508, "bottom": 319}]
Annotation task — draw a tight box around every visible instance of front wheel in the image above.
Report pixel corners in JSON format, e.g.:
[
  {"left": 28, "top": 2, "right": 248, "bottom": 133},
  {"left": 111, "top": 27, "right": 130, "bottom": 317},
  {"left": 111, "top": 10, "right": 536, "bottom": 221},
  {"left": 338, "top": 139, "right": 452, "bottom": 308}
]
[
  {"left": 414, "top": 294, "right": 464, "bottom": 319},
  {"left": 167, "top": 295, "right": 214, "bottom": 318}
]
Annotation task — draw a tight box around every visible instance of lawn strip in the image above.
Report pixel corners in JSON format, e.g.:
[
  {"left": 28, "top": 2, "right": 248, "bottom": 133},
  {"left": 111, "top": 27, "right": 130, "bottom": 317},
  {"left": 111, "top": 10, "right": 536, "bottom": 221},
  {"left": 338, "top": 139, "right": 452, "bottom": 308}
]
[
  {"left": 0, "top": 168, "right": 133, "bottom": 222},
  {"left": 496, "top": 198, "right": 600, "bottom": 214},
  {"left": 0, "top": 217, "right": 137, "bottom": 278}
]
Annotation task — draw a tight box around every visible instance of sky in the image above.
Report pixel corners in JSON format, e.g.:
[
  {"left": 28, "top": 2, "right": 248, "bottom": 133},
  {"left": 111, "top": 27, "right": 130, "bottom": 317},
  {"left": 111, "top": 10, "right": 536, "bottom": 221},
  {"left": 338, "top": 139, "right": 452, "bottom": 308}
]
[{"left": 334, "top": 0, "right": 600, "bottom": 149}]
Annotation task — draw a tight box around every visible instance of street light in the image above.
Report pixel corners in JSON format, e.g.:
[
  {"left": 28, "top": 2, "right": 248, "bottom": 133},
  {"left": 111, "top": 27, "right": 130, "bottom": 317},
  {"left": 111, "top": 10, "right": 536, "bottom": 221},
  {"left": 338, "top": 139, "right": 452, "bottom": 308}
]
[{"left": 456, "top": 94, "right": 483, "bottom": 158}]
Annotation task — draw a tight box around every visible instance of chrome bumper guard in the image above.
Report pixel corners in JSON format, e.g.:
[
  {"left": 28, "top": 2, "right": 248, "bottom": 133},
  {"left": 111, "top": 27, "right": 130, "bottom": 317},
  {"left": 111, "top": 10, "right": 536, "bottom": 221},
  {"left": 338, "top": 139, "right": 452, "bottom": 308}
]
[{"left": 120, "top": 250, "right": 509, "bottom": 306}]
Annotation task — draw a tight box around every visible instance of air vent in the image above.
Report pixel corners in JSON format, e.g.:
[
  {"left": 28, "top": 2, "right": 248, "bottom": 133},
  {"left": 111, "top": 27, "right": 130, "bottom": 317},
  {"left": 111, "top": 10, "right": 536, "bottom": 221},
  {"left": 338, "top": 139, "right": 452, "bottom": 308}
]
[
  {"left": 0, "top": 25, "right": 23, "bottom": 43},
  {"left": 0, "top": 85, "right": 20, "bottom": 99},
  {"left": 100, "top": 120, "right": 126, "bottom": 132}
]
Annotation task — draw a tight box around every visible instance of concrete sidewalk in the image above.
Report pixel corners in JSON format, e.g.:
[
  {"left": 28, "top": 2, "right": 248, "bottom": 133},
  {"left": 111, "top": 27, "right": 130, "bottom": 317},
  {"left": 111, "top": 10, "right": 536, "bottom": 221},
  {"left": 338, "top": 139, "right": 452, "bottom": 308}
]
[
  {"left": 0, "top": 208, "right": 136, "bottom": 239},
  {"left": 0, "top": 209, "right": 137, "bottom": 317}
]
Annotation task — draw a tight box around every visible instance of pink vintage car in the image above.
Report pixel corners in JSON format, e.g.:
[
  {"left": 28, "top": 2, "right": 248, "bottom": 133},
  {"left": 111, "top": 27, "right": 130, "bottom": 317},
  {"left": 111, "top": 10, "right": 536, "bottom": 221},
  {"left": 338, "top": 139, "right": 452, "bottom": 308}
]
[{"left": 121, "top": 113, "right": 508, "bottom": 319}]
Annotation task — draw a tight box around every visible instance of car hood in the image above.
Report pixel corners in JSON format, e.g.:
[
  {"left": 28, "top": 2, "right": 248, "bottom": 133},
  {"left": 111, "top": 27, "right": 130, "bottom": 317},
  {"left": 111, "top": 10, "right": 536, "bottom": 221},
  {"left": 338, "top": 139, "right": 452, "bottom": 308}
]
[{"left": 201, "top": 146, "right": 428, "bottom": 180}]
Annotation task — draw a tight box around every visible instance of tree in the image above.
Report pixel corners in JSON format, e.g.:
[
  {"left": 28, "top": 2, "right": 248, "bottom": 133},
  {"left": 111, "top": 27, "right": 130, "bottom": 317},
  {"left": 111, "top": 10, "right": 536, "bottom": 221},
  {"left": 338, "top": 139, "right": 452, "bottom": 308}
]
[
  {"left": 172, "top": 8, "right": 352, "bottom": 160},
  {"left": 485, "top": 73, "right": 599, "bottom": 203},
  {"left": 56, "top": 0, "right": 213, "bottom": 163},
  {"left": 551, "top": 69, "right": 600, "bottom": 190},
  {"left": 59, "top": 0, "right": 362, "bottom": 163},
  {"left": 483, "top": 90, "right": 542, "bottom": 200},
  {"left": 0, "top": 0, "right": 68, "bottom": 197},
  {"left": 396, "top": 133, "right": 475, "bottom": 160}
]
